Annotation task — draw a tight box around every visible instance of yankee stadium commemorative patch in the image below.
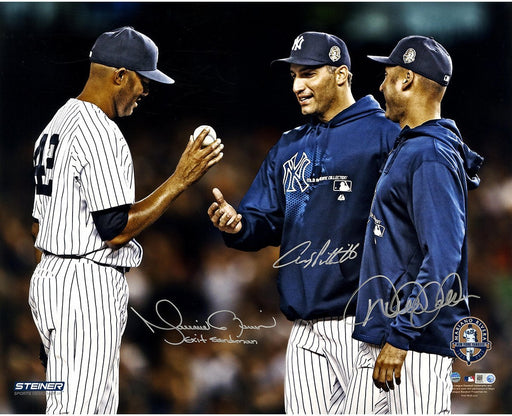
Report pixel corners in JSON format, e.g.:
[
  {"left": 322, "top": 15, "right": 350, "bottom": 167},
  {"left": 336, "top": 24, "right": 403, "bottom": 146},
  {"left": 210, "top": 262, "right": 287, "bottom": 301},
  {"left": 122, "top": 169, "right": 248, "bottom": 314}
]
[{"left": 451, "top": 317, "right": 492, "bottom": 365}]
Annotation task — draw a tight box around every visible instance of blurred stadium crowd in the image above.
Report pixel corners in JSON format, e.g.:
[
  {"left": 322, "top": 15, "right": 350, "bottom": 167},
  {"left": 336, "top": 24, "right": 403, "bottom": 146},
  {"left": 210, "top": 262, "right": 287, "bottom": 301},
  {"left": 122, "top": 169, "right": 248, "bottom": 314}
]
[{"left": 0, "top": 2, "right": 511, "bottom": 414}]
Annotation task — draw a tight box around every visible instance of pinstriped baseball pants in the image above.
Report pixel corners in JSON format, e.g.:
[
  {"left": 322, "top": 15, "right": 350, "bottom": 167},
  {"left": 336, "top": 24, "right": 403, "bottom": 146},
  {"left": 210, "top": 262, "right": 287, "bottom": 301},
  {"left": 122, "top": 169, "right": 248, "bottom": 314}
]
[
  {"left": 29, "top": 254, "right": 129, "bottom": 414},
  {"left": 343, "top": 342, "right": 454, "bottom": 414},
  {"left": 285, "top": 316, "right": 366, "bottom": 414}
]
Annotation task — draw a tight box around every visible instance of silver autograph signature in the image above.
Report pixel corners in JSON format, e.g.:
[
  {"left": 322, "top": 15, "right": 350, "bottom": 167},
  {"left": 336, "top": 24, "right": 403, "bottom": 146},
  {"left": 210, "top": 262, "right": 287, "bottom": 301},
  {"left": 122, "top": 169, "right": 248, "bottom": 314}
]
[
  {"left": 273, "top": 240, "right": 359, "bottom": 269},
  {"left": 131, "top": 300, "right": 277, "bottom": 346},
  {"left": 344, "top": 273, "right": 480, "bottom": 329}
]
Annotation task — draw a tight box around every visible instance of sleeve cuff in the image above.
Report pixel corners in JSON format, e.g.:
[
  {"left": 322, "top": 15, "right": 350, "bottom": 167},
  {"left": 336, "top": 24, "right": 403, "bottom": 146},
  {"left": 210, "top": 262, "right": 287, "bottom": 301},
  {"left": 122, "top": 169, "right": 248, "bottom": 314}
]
[
  {"left": 221, "top": 217, "right": 248, "bottom": 248},
  {"left": 386, "top": 327, "right": 412, "bottom": 351}
]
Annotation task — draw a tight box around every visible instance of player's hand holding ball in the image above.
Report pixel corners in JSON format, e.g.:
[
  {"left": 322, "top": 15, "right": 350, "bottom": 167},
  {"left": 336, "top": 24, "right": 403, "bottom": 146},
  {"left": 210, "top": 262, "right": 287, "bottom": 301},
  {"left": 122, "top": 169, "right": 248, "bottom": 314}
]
[
  {"left": 175, "top": 124, "right": 223, "bottom": 187},
  {"left": 193, "top": 125, "right": 218, "bottom": 147}
]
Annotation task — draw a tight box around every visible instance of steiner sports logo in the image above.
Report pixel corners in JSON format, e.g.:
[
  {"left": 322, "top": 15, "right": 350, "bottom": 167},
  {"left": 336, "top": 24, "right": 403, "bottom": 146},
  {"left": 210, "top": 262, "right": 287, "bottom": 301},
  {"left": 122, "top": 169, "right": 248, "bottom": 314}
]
[
  {"left": 14, "top": 381, "right": 65, "bottom": 392},
  {"left": 283, "top": 152, "right": 311, "bottom": 192},
  {"left": 451, "top": 317, "right": 492, "bottom": 365}
]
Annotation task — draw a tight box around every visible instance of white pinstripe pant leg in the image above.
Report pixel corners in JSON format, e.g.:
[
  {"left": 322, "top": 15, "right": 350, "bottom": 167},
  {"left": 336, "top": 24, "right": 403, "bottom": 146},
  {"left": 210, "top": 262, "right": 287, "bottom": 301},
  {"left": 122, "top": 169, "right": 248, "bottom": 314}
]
[
  {"left": 318, "top": 316, "right": 359, "bottom": 413},
  {"left": 389, "top": 349, "right": 453, "bottom": 414},
  {"left": 29, "top": 256, "right": 129, "bottom": 414},
  {"left": 284, "top": 317, "right": 359, "bottom": 414},
  {"left": 344, "top": 343, "right": 453, "bottom": 414},
  {"left": 285, "top": 319, "right": 329, "bottom": 414},
  {"left": 343, "top": 342, "right": 388, "bottom": 414}
]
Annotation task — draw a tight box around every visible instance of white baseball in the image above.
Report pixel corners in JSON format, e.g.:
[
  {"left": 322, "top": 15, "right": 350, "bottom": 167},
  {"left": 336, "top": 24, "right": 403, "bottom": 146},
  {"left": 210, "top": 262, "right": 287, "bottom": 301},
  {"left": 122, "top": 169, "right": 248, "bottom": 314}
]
[{"left": 193, "top": 125, "right": 217, "bottom": 147}]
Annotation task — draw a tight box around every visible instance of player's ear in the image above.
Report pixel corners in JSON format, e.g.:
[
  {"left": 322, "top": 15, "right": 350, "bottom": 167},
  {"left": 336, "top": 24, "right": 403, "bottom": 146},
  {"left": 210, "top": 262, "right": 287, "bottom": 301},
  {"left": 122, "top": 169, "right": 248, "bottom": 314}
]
[
  {"left": 113, "top": 68, "right": 128, "bottom": 85},
  {"left": 401, "top": 70, "right": 414, "bottom": 90},
  {"left": 335, "top": 66, "right": 350, "bottom": 86}
]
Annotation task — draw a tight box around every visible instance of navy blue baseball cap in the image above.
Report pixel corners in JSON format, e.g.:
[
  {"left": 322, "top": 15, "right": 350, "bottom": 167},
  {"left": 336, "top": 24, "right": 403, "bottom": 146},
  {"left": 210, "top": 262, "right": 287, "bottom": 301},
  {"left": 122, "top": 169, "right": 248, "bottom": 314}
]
[
  {"left": 368, "top": 35, "right": 452, "bottom": 86},
  {"left": 272, "top": 31, "right": 351, "bottom": 69},
  {"left": 89, "top": 26, "right": 174, "bottom": 84}
]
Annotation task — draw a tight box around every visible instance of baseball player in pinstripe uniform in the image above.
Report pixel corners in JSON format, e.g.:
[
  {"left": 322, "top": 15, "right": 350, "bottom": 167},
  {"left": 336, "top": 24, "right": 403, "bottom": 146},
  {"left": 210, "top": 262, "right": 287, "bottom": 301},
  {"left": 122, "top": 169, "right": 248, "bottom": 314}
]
[
  {"left": 29, "top": 26, "right": 223, "bottom": 414},
  {"left": 344, "top": 36, "right": 483, "bottom": 414},
  {"left": 208, "top": 32, "right": 400, "bottom": 413}
]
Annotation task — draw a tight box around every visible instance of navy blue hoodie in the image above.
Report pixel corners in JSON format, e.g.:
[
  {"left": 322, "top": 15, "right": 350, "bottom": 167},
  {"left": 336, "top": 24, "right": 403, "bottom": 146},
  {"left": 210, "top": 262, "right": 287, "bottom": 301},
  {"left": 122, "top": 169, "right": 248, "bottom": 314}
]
[
  {"left": 223, "top": 96, "right": 400, "bottom": 320},
  {"left": 351, "top": 119, "right": 483, "bottom": 356}
]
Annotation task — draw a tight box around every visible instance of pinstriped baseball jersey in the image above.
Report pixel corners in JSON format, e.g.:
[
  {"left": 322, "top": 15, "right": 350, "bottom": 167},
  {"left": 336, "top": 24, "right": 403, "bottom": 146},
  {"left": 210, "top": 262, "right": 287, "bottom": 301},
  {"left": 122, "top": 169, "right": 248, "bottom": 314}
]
[{"left": 32, "top": 98, "right": 142, "bottom": 267}]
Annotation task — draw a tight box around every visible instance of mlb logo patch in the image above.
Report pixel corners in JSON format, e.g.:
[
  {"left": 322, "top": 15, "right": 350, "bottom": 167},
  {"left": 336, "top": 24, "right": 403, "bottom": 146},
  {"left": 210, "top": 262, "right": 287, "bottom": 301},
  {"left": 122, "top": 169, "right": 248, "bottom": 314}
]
[
  {"left": 333, "top": 179, "right": 352, "bottom": 192},
  {"left": 373, "top": 224, "right": 385, "bottom": 238}
]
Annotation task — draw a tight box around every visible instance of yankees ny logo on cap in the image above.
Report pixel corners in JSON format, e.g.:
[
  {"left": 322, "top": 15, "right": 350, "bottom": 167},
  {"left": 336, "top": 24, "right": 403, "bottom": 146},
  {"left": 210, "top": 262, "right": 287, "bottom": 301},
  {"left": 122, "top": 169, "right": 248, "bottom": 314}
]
[
  {"left": 272, "top": 31, "right": 351, "bottom": 69},
  {"left": 292, "top": 35, "right": 305, "bottom": 51}
]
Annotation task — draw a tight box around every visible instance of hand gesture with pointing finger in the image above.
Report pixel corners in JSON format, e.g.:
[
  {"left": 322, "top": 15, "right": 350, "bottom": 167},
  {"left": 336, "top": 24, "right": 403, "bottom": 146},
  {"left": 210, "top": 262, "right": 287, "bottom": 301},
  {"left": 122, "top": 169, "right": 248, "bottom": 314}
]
[{"left": 208, "top": 188, "right": 243, "bottom": 234}]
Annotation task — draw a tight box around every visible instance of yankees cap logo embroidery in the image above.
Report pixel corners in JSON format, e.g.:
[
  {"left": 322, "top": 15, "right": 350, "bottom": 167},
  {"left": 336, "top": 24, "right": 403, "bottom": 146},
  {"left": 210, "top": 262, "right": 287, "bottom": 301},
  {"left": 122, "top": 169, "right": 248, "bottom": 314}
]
[
  {"left": 403, "top": 48, "right": 416, "bottom": 64},
  {"left": 292, "top": 35, "right": 305, "bottom": 51},
  {"left": 329, "top": 46, "right": 341, "bottom": 62}
]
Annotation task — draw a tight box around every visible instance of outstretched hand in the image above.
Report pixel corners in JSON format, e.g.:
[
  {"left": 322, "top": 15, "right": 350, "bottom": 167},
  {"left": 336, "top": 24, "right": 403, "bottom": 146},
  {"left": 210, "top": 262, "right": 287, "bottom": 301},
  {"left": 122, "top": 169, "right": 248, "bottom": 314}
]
[
  {"left": 208, "top": 187, "right": 243, "bottom": 234},
  {"left": 373, "top": 343, "right": 407, "bottom": 392},
  {"left": 174, "top": 130, "right": 224, "bottom": 187}
]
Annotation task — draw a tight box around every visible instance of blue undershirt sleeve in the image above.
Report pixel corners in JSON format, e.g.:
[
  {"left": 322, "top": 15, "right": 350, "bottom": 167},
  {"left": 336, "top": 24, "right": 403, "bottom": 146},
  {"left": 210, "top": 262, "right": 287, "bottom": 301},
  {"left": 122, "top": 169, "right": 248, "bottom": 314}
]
[{"left": 91, "top": 204, "right": 130, "bottom": 241}]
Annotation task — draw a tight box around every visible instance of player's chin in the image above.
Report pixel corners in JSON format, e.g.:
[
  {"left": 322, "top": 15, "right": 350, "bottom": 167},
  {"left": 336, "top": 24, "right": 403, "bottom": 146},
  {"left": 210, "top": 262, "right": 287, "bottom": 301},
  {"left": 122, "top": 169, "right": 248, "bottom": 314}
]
[
  {"left": 119, "top": 105, "right": 137, "bottom": 118},
  {"left": 384, "top": 108, "right": 398, "bottom": 123},
  {"left": 299, "top": 104, "right": 315, "bottom": 117}
]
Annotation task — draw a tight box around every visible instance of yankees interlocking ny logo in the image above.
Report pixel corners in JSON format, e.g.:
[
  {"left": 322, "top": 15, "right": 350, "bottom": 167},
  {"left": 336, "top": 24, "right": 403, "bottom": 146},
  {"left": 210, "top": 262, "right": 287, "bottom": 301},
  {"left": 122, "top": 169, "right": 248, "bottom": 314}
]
[
  {"left": 283, "top": 152, "right": 311, "bottom": 192},
  {"left": 292, "top": 35, "right": 305, "bottom": 51}
]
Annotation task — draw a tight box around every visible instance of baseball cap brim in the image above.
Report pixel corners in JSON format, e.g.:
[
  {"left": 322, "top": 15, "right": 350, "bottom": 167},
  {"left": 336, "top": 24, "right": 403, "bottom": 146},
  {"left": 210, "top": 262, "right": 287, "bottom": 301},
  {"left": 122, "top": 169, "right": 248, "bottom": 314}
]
[
  {"left": 137, "top": 69, "right": 175, "bottom": 84},
  {"left": 271, "top": 57, "right": 334, "bottom": 67},
  {"left": 367, "top": 55, "right": 397, "bottom": 65}
]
